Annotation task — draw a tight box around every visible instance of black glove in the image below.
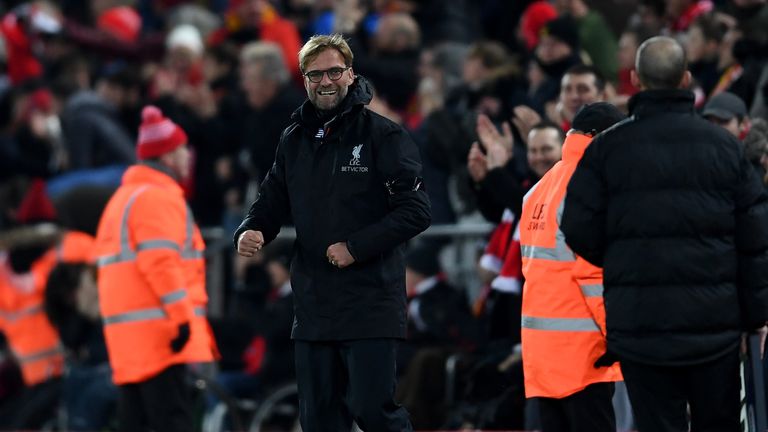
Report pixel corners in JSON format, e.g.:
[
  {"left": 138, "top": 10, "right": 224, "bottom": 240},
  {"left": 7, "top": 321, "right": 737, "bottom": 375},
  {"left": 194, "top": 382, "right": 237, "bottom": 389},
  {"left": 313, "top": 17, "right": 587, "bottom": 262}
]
[
  {"left": 170, "top": 322, "right": 190, "bottom": 353},
  {"left": 594, "top": 350, "right": 618, "bottom": 368}
]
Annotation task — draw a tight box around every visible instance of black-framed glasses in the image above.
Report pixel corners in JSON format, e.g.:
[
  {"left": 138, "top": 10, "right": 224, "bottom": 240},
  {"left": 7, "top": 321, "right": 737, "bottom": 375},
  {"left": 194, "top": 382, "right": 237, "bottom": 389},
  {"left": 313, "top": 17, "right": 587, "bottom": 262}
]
[{"left": 303, "top": 67, "right": 350, "bottom": 83}]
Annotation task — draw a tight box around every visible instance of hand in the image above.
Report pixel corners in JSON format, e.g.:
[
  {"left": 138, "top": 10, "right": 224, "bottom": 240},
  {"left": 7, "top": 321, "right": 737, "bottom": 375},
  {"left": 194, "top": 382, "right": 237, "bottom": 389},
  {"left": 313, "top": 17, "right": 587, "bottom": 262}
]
[
  {"left": 237, "top": 230, "right": 264, "bottom": 257},
  {"left": 512, "top": 105, "right": 542, "bottom": 145},
  {"left": 467, "top": 142, "right": 488, "bottom": 182},
  {"left": 476, "top": 114, "right": 513, "bottom": 170},
  {"left": 170, "top": 322, "right": 190, "bottom": 353},
  {"left": 549, "top": 100, "right": 565, "bottom": 124},
  {"left": 326, "top": 242, "right": 355, "bottom": 268}
]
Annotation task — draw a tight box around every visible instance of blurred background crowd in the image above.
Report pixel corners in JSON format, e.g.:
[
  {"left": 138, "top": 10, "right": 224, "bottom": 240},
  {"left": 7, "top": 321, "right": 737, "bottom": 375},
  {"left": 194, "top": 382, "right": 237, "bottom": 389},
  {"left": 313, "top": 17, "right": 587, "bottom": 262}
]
[{"left": 2, "top": 0, "right": 768, "bottom": 430}]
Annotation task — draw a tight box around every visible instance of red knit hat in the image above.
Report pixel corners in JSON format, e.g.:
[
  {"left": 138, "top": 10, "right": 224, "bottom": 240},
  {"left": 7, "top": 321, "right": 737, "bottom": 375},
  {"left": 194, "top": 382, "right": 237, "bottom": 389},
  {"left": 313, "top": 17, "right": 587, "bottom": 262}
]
[
  {"left": 98, "top": 7, "right": 142, "bottom": 43},
  {"left": 520, "top": 1, "right": 558, "bottom": 51},
  {"left": 136, "top": 106, "right": 188, "bottom": 160},
  {"left": 16, "top": 179, "right": 57, "bottom": 224}
]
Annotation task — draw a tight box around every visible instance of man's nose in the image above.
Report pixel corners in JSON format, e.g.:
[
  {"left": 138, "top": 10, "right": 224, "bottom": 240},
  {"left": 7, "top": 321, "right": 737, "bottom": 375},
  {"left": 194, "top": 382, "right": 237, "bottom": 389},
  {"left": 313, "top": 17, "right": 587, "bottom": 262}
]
[{"left": 319, "top": 71, "right": 333, "bottom": 85}]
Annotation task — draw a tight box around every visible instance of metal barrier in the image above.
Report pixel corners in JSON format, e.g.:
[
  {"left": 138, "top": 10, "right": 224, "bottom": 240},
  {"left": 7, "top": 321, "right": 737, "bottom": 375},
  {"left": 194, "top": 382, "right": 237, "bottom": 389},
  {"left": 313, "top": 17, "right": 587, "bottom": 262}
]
[{"left": 200, "top": 223, "right": 495, "bottom": 318}]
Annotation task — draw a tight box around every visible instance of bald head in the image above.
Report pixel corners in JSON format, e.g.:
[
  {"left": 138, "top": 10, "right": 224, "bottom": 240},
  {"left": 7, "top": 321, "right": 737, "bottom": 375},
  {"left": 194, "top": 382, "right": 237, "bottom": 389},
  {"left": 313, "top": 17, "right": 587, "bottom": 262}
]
[{"left": 635, "top": 36, "right": 688, "bottom": 90}]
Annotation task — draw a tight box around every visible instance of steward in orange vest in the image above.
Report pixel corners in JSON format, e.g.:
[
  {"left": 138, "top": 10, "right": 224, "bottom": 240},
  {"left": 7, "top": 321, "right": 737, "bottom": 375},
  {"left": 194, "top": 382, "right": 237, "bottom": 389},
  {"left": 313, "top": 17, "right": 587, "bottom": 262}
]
[
  {"left": 520, "top": 103, "right": 625, "bottom": 431},
  {"left": 0, "top": 179, "right": 77, "bottom": 388},
  {"left": 0, "top": 179, "right": 97, "bottom": 429},
  {"left": 0, "top": 248, "right": 62, "bottom": 387},
  {"left": 95, "top": 106, "right": 217, "bottom": 432}
]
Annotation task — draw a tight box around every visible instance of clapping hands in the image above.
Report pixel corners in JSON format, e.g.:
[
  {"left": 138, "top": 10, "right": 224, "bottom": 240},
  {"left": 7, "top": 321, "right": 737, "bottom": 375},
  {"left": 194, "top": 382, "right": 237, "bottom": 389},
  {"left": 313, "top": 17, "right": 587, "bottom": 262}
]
[{"left": 467, "top": 114, "right": 514, "bottom": 182}]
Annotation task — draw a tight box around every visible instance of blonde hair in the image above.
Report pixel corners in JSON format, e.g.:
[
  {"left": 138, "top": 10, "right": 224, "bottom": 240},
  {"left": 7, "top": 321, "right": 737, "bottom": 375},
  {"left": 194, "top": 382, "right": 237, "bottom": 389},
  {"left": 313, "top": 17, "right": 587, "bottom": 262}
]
[{"left": 298, "top": 34, "right": 353, "bottom": 73}]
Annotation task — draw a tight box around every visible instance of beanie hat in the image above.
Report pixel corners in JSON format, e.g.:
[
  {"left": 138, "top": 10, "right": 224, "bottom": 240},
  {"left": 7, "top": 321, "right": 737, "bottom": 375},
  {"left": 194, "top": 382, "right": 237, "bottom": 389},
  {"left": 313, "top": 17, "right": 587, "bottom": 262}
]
[
  {"left": 521, "top": 1, "right": 558, "bottom": 50},
  {"left": 540, "top": 15, "right": 579, "bottom": 51},
  {"left": 98, "top": 6, "right": 142, "bottom": 43},
  {"left": 16, "top": 179, "right": 57, "bottom": 224},
  {"left": 136, "top": 106, "right": 187, "bottom": 160},
  {"left": 166, "top": 24, "right": 204, "bottom": 57},
  {"left": 702, "top": 91, "right": 747, "bottom": 121},
  {"left": 572, "top": 102, "right": 626, "bottom": 135}
]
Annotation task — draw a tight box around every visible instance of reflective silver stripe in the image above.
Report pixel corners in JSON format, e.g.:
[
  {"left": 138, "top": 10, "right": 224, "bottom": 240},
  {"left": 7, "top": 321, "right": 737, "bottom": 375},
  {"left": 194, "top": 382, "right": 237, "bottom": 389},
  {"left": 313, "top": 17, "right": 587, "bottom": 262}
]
[
  {"left": 103, "top": 308, "right": 166, "bottom": 325},
  {"left": 97, "top": 187, "right": 205, "bottom": 266},
  {"left": 0, "top": 304, "right": 43, "bottom": 322},
  {"left": 137, "top": 239, "right": 181, "bottom": 253},
  {"left": 181, "top": 250, "right": 204, "bottom": 259},
  {"left": 556, "top": 197, "right": 566, "bottom": 226},
  {"left": 161, "top": 289, "right": 187, "bottom": 305},
  {"left": 15, "top": 346, "right": 64, "bottom": 364},
  {"left": 522, "top": 181, "right": 541, "bottom": 204},
  {"left": 521, "top": 315, "right": 600, "bottom": 332},
  {"left": 521, "top": 243, "right": 575, "bottom": 262},
  {"left": 103, "top": 305, "right": 203, "bottom": 324},
  {"left": 520, "top": 194, "right": 576, "bottom": 262},
  {"left": 581, "top": 284, "right": 604, "bottom": 297},
  {"left": 97, "top": 254, "right": 127, "bottom": 267},
  {"left": 96, "top": 186, "right": 148, "bottom": 267}
]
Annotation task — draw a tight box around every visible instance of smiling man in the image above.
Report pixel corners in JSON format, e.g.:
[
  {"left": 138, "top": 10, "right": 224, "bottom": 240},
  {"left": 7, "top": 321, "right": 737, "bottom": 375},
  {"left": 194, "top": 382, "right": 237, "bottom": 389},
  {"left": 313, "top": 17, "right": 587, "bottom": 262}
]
[
  {"left": 234, "top": 34, "right": 430, "bottom": 432},
  {"left": 559, "top": 64, "right": 607, "bottom": 128}
]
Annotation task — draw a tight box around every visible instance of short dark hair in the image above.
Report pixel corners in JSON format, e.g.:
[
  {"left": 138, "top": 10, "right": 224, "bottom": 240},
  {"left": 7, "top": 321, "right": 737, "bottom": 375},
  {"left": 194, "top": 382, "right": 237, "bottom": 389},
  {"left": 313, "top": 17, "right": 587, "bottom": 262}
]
[
  {"left": 564, "top": 64, "right": 606, "bottom": 92},
  {"left": 98, "top": 62, "right": 142, "bottom": 90},
  {"left": 530, "top": 120, "right": 565, "bottom": 143}
]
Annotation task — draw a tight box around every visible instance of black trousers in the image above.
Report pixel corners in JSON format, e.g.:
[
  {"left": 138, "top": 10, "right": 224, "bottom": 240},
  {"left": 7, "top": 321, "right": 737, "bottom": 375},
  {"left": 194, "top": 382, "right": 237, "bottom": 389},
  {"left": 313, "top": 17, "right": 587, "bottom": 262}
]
[
  {"left": 295, "top": 338, "right": 413, "bottom": 432},
  {"left": 620, "top": 347, "right": 740, "bottom": 432},
  {"left": 537, "top": 381, "right": 616, "bottom": 432},
  {"left": 0, "top": 377, "right": 61, "bottom": 430},
  {"left": 117, "top": 364, "right": 193, "bottom": 432}
]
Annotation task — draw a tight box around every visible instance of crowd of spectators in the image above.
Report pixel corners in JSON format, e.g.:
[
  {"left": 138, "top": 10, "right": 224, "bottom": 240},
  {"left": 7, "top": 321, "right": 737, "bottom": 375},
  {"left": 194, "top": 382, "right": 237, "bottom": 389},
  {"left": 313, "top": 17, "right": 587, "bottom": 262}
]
[{"left": 2, "top": 0, "right": 768, "bottom": 429}]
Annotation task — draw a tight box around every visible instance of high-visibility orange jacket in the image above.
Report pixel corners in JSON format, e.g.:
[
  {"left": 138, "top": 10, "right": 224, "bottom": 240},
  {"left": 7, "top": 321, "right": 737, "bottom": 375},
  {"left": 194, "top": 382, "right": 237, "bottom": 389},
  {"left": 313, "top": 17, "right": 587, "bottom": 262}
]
[
  {"left": 95, "top": 164, "right": 217, "bottom": 385},
  {"left": 519, "top": 132, "right": 622, "bottom": 399},
  {"left": 0, "top": 249, "right": 62, "bottom": 386},
  {"left": 0, "top": 230, "right": 98, "bottom": 386},
  {"left": 56, "top": 230, "right": 96, "bottom": 263}
]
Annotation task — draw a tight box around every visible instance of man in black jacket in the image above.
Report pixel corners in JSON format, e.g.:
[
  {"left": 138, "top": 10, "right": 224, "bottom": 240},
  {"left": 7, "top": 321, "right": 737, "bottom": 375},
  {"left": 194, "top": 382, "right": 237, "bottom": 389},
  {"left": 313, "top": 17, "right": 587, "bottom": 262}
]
[
  {"left": 561, "top": 36, "right": 768, "bottom": 432},
  {"left": 234, "top": 34, "right": 430, "bottom": 432}
]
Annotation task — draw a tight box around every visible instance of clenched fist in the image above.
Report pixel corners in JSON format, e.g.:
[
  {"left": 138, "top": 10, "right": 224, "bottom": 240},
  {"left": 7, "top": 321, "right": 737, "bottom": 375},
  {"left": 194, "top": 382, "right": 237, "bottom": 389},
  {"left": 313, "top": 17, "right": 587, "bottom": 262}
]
[
  {"left": 237, "top": 230, "right": 264, "bottom": 257},
  {"left": 326, "top": 242, "right": 355, "bottom": 268}
]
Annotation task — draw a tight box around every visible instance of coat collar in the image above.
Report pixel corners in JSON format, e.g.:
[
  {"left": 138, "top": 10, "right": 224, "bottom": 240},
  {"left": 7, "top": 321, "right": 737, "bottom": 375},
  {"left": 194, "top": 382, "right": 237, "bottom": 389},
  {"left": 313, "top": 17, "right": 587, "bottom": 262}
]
[
  {"left": 122, "top": 163, "right": 183, "bottom": 196},
  {"left": 628, "top": 89, "right": 695, "bottom": 118}
]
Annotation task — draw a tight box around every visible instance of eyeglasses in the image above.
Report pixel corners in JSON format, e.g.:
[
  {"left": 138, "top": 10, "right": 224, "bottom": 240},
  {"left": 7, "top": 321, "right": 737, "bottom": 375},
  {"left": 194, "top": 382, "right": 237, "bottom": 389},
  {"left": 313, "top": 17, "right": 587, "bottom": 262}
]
[{"left": 303, "top": 67, "right": 350, "bottom": 83}]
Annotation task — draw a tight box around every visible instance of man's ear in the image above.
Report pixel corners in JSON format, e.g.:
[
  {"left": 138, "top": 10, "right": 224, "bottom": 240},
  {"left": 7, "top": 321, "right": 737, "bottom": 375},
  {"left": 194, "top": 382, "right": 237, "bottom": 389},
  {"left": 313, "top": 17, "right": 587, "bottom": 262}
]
[
  {"left": 678, "top": 70, "right": 692, "bottom": 89},
  {"left": 630, "top": 69, "right": 641, "bottom": 89},
  {"left": 347, "top": 67, "right": 355, "bottom": 83}
]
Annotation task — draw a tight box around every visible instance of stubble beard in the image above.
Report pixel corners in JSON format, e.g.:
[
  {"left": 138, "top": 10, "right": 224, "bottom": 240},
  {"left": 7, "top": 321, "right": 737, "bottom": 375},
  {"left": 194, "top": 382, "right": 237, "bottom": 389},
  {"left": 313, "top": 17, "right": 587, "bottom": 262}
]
[{"left": 310, "top": 85, "right": 348, "bottom": 111}]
